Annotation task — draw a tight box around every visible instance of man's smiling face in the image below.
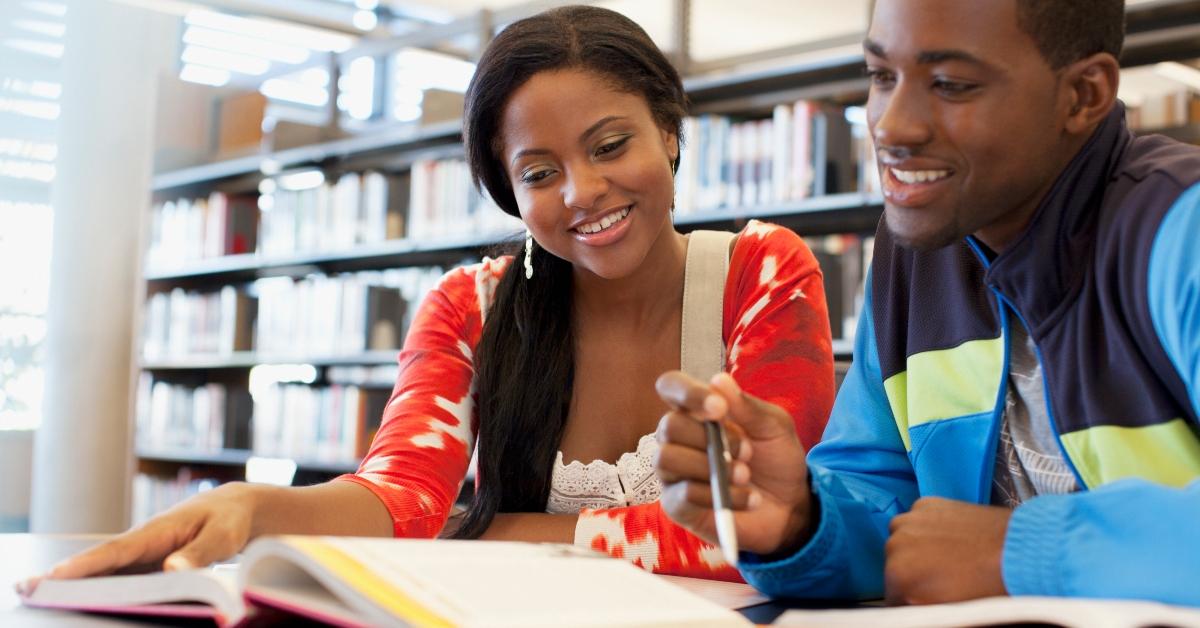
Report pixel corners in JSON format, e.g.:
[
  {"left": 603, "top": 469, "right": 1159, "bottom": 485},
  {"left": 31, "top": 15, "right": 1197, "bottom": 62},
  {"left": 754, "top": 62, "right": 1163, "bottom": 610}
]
[{"left": 866, "top": 0, "right": 1076, "bottom": 251}]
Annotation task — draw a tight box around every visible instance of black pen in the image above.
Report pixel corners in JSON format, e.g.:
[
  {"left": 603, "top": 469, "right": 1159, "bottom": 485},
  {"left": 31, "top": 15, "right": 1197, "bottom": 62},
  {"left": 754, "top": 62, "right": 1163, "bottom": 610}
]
[{"left": 703, "top": 419, "right": 739, "bottom": 566}]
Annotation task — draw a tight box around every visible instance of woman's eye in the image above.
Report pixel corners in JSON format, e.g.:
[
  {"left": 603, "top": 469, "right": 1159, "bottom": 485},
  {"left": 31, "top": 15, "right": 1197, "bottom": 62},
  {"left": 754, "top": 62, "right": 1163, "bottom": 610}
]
[
  {"left": 521, "top": 169, "right": 553, "bottom": 185},
  {"left": 595, "top": 136, "right": 630, "bottom": 157}
]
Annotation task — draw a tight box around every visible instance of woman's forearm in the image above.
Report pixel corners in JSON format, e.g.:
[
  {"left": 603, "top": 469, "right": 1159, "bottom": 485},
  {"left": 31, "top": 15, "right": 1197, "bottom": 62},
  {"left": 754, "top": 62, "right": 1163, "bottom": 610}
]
[{"left": 246, "top": 480, "right": 394, "bottom": 539}]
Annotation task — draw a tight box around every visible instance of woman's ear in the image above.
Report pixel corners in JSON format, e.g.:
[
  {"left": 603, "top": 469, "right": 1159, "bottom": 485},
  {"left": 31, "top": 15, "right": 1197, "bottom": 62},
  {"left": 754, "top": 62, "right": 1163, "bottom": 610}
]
[
  {"left": 1061, "top": 52, "right": 1120, "bottom": 136},
  {"left": 661, "top": 127, "right": 679, "bottom": 165}
]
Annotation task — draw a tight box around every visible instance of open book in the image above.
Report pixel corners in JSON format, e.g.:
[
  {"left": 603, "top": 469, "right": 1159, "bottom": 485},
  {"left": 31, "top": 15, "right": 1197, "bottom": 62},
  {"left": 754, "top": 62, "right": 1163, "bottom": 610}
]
[
  {"left": 21, "top": 536, "right": 756, "bottom": 627},
  {"left": 776, "top": 595, "right": 1200, "bottom": 628}
]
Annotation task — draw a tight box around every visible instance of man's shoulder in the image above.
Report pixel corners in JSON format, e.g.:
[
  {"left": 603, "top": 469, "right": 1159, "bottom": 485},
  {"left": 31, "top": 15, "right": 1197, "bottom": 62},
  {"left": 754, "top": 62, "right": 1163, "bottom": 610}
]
[{"left": 1119, "top": 132, "right": 1200, "bottom": 192}]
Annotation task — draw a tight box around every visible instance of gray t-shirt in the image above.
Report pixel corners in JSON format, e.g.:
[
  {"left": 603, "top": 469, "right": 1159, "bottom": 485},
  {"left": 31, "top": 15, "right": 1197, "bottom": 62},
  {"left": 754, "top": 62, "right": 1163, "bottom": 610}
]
[{"left": 990, "top": 321, "right": 1079, "bottom": 508}]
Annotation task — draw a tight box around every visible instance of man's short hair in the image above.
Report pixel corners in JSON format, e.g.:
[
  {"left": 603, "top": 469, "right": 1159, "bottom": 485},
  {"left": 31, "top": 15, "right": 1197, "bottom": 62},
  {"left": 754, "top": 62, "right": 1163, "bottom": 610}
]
[{"left": 1016, "top": 0, "right": 1126, "bottom": 68}]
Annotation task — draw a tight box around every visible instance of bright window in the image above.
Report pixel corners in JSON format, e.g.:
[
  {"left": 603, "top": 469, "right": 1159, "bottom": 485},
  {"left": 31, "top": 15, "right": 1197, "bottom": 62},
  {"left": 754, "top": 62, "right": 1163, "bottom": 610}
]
[{"left": 0, "top": 0, "right": 64, "bottom": 430}]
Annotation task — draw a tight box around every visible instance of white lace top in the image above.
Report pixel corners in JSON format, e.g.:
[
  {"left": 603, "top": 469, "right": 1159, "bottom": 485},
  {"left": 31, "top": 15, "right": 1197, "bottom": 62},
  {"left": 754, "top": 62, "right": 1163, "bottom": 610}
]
[{"left": 546, "top": 432, "right": 662, "bottom": 513}]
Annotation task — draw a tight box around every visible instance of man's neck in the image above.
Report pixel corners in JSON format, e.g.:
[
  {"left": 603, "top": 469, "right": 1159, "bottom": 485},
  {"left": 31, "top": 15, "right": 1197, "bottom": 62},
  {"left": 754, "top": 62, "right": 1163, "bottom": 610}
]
[{"left": 972, "top": 130, "right": 1096, "bottom": 254}]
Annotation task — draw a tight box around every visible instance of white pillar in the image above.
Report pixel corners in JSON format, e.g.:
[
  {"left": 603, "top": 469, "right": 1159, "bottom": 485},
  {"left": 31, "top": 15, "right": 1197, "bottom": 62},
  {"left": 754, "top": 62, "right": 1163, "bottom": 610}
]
[{"left": 31, "top": 0, "right": 178, "bottom": 533}]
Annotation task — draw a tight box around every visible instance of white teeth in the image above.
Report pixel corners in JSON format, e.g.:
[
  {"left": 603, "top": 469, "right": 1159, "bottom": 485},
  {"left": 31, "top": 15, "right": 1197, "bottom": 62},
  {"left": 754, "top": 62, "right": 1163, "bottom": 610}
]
[
  {"left": 576, "top": 206, "right": 631, "bottom": 235},
  {"left": 891, "top": 168, "right": 951, "bottom": 184}
]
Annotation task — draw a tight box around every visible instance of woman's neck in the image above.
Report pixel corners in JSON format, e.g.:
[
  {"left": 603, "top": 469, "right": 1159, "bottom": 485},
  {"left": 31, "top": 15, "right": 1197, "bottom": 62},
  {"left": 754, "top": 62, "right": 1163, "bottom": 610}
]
[{"left": 571, "top": 226, "right": 688, "bottom": 333}]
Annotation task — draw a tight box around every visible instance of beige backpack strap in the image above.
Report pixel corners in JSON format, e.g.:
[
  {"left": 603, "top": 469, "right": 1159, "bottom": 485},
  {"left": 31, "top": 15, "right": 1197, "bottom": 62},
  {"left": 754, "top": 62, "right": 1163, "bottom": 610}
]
[{"left": 681, "top": 230, "right": 736, "bottom": 381}]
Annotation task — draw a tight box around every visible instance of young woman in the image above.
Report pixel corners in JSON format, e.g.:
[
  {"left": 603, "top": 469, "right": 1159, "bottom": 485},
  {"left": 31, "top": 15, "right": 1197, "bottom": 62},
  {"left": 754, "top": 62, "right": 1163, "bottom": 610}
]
[{"left": 37, "top": 5, "right": 835, "bottom": 585}]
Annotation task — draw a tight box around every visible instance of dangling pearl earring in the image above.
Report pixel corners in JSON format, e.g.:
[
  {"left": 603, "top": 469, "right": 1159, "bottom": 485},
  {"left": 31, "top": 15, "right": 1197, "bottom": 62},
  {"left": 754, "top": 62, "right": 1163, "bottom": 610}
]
[{"left": 524, "top": 230, "right": 534, "bottom": 279}]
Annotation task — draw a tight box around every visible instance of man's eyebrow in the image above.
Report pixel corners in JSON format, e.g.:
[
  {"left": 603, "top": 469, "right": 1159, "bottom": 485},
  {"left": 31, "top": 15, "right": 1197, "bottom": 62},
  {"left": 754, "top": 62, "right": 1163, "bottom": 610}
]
[
  {"left": 864, "top": 39, "right": 989, "bottom": 69},
  {"left": 864, "top": 38, "right": 887, "bottom": 59},
  {"left": 916, "top": 49, "right": 987, "bottom": 66}
]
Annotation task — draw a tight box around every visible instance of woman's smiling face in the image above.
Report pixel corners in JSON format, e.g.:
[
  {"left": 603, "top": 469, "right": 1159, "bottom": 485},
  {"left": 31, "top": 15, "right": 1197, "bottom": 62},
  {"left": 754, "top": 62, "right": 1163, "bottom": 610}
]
[{"left": 500, "top": 68, "right": 679, "bottom": 280}]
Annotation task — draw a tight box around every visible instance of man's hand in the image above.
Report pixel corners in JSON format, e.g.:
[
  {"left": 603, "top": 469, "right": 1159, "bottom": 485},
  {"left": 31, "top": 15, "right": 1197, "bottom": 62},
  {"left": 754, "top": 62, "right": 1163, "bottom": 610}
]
[
  {"left": 654, "top": 371, "right": 814, "bottom": 556},
  {"left": 885, "top": 497, "right": 1011, "bottom": 605}
]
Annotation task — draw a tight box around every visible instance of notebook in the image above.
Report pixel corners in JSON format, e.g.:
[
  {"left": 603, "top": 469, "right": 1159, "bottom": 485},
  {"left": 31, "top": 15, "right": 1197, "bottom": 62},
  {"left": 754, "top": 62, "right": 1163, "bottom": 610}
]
[
  {"left": 776, "top": 595, "right": 1200, "bottom": 628},
  {"left": 21, "top": 536, "right": 756, "bottom": 627}
]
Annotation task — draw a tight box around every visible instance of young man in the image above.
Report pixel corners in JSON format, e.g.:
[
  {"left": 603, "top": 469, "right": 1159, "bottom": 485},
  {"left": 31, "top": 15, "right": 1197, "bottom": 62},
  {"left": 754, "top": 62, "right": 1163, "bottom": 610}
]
[{"left": 654, "top": 0, "right": 1200, "bottom": 605}]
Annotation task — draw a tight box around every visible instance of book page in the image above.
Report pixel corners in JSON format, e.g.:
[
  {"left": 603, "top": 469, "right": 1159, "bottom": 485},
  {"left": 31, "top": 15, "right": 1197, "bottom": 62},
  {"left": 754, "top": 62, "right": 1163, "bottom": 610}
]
[
  {"left": 657, "top": 575, "right": 770, "bottom": 610},
  {"left": 266, "top": 537, "right": 753, "bottom": 628},
  {"left": 775, "top": 596, "right": 1200, "bottom": 628},
  {"left": 22, "top": 568, "right": 242, "bottom": 625}
]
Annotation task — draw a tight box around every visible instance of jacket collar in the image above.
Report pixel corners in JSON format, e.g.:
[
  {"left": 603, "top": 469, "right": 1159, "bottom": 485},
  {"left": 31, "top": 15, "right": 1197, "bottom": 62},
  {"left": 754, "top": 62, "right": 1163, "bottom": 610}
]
[{"left": 970, "top": 104, "right": 1131, "bottom": 335}]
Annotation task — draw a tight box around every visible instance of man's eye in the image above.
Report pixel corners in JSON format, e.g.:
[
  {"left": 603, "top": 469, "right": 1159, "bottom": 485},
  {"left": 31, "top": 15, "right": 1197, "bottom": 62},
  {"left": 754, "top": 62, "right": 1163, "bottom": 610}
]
[
  {"left": 866, "top": 68, "right": 896, "bottom": 87},
  {"left": 933, "top": 79, "right": 979, "bottom": 96}
]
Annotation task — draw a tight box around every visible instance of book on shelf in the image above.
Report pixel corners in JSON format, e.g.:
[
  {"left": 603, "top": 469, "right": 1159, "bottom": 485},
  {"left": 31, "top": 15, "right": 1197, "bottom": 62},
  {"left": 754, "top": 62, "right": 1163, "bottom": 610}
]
[
  {"left": 147, "top": 192, "right": 258, "bottom": 271},
  {"left": 135, "top": 377, "right": 253, "bottom": 453},
  {"left": 674, "top": 101, "right": 871, "bottom": 216},
  {"left": 142, "top": 267, "right": 442, "bottom": 361},
  {"left": 365, "top": 284, "right": 407, "bottom": 351},
  {"left": 775, "top": 595, "right": 1200, "bottom": 628},
  {"left": 259, "top": 169, "right": 409, "bottom": 259},
  {"left": 254, "top": 267, "right": 440, "bottom": 358},
  {"left": 22, "top": 536, "right": 755, "bottom": 627},
  {"left": 251, "top": 384, "right": 386, "bottom": 464},
  {"left": 143, "top": 286, "right": 256, "bottom": 360},
  {"left": 407, "top": 157, "right": 524, "bottom": 241}
]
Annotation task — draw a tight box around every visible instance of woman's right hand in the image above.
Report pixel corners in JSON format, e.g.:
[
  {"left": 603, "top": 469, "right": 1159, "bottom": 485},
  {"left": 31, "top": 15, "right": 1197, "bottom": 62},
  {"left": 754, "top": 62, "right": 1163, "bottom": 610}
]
[{"left": 28, "top": 481, "right": 262, "bottom": 588}]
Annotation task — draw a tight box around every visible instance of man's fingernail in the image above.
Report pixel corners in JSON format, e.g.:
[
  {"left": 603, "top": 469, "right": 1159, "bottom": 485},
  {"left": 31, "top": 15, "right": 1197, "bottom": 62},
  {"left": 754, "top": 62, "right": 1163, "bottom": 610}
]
[
  {"left": 732, "top": 463, "right": 751, "bottom": 485},
  {"left": 703, "top": 394, "right": 725, "bottom": 417},
  {"left": 738, "top": 440, "right": 752, "bottom": 461},
  {"left": 164, "top": 555, "right": 193, "bottom": 571},
  {"left": 748, "top": 491, "right": 762, "bottom": 509}
]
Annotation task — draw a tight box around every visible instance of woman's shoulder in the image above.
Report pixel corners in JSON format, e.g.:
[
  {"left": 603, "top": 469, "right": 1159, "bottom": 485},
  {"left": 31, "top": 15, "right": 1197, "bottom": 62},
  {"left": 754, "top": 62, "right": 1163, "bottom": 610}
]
[
  {"left": 427, "top": 255, "right": 515, "bottom": 312},
  {"left": 440, "top": 255, "right": 514, "bottom": 285},
  {"left": 730, "top": 220, "right": 816, "bottom": 274}
]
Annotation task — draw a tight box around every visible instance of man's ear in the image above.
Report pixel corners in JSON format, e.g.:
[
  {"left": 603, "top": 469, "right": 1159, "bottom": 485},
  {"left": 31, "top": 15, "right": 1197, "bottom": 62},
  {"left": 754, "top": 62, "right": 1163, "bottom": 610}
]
[{"left": 1061, "top": 52, "right": 1121, "bottom": 135}]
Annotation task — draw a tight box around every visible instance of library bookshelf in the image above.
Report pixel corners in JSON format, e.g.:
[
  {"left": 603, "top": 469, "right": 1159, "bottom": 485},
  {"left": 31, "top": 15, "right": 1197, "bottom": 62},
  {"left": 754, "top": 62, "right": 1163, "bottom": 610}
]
[{"left": 131, "top": 0, "right": 1200, "bottom": 523}]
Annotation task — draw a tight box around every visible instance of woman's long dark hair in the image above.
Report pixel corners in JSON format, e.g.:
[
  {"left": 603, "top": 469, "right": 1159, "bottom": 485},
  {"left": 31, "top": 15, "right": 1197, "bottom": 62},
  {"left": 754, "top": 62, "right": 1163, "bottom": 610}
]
[{"left": 452, "top": 5, "right": 687, "bottom": 539}]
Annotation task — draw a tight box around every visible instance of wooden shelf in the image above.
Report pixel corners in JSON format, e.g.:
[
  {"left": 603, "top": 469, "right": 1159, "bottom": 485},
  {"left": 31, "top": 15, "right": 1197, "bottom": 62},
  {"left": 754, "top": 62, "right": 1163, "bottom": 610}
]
[
  {"left": 137, "top": 447, "right": 253, "bottom": 466},
  {"left": 151, "top": 120, "right": 462, "bottom": 192},
  {"left": 145, "top": 229, "right": 522, "bottom": 287},
  {"left": 137, "top": 447, "right": 361, "bottom": 475},
  {"left": 145, "top": 194, "right": 883, "bottom": 287},
  {"left": 141, "top": 350, "right": 399, "bottom": 370}
]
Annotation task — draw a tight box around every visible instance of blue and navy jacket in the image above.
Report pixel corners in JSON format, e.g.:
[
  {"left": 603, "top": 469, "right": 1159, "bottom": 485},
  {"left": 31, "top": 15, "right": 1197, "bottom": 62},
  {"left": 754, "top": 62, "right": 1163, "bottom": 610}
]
[{"left": 740, "top": 106, "right": 1200, "bottom": 604}]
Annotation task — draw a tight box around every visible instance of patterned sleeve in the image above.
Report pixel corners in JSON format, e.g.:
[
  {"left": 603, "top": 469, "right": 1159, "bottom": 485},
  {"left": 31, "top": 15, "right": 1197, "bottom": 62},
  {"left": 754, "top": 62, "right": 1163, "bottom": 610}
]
[
  {"left": 334, "top": 257, "right": 510, "bottom": 537},
  {"left": 574, "top": 221, "right": 836, "bottom": 581},
  {"left": 724, "top": 221, "right": 836, "bottom": 450}
]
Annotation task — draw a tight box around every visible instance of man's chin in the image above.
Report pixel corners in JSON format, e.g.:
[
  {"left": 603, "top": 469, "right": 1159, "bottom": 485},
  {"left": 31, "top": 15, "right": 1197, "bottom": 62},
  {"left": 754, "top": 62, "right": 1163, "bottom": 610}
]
[{"left": 884, "top": 210, "right": 963, "bottom": 252}]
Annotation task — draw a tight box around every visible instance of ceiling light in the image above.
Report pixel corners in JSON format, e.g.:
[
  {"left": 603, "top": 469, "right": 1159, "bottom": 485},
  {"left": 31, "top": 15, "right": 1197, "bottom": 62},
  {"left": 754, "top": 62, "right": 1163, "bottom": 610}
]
[
  {"left": 179, "top": 64, "right": 230, "bottom": 87},
  {"left": 182, "top": 44, "right": 271, "bottom": 75},
  {"left": 183, "top": 26, "right": 311, "bottom": 65}
]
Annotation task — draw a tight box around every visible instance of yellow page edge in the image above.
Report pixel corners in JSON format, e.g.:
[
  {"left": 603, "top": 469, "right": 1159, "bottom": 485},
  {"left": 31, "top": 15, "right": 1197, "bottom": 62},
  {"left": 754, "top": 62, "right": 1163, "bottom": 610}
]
[{"left": 284, "top": 536, "right": 455, "bottom": 628}]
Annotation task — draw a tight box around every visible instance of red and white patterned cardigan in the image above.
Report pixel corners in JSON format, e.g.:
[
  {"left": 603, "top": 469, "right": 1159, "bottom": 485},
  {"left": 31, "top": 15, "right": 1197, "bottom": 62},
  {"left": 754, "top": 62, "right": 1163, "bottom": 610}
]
[{"left": 337, "top": 220, "right": 835, "bottom": 582}]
